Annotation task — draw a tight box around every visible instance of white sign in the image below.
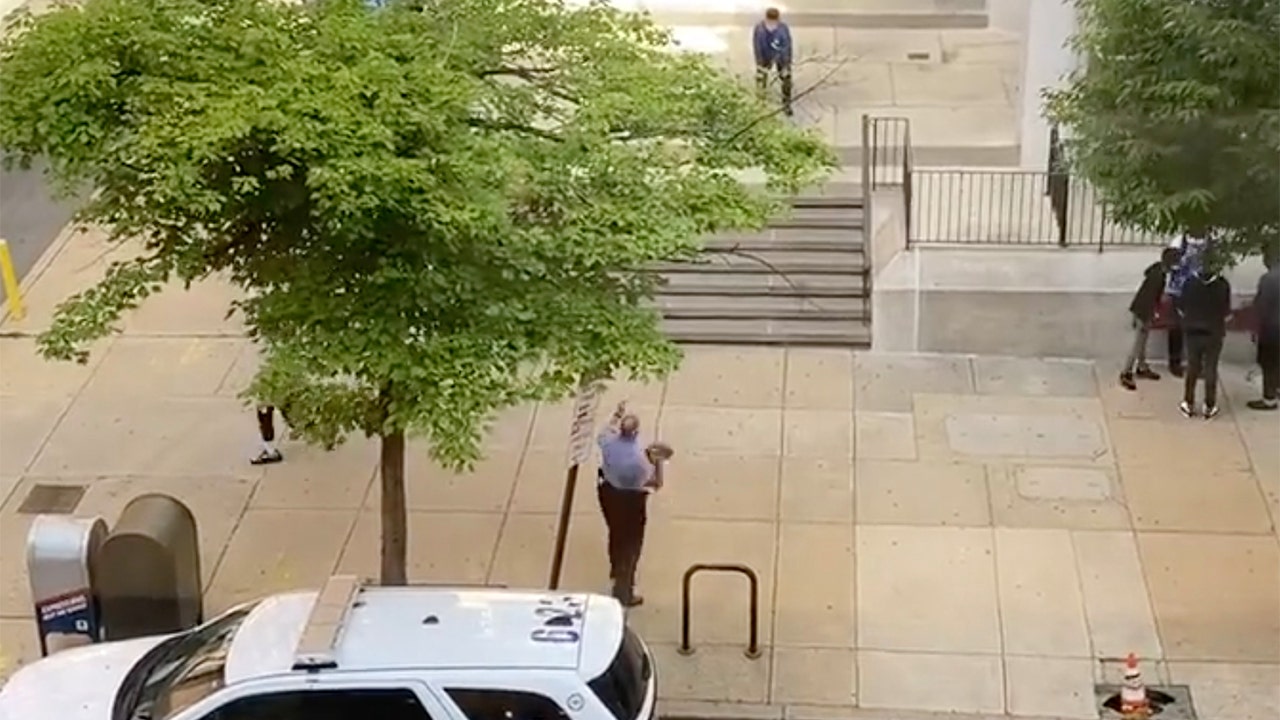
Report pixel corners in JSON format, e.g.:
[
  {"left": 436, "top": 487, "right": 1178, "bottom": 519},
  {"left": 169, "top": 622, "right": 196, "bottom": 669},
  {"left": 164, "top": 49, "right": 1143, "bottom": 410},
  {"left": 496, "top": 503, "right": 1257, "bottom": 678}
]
[{"left": 567, "top": 381, "right": 605, "bottom": 466}]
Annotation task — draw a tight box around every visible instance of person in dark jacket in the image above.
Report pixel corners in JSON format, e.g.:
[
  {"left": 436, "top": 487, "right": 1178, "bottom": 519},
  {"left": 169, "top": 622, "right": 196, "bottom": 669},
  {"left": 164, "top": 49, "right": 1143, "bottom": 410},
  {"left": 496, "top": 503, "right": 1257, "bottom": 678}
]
[
  {"left": 1177, "top": 251, "right": 1233, "bottom": 419},
  {"left": 1120, "top": 247, "right": 1180, "bottom": 390},
  {"left": 1247, "top": 247, "right": 1280, "bottom": 411},
  {"left": 1164, "top": 230, "right": 1210, "bottom": 376},
  {"left": 753, "top": 8, "right": 793, "bottom": 116}
]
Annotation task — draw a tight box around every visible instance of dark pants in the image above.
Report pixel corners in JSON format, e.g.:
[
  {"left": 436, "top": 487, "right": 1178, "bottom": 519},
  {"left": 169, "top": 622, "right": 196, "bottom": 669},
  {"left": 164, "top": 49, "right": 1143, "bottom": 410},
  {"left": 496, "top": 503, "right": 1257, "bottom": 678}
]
[
  {"left": 755, "top": 60, "right": 792, "bottom": 112},
  {"left": 1183, "top": 331, "right": 1224, "bottom": 407},
  {"left": 256, "top": 405, "right": 289, "bottom": 442},
  {"left": 1167, "top": 297, "right": 1184, "bottom": 368},
  {"left": 1258, "top": 336, "right": 1279, "bottom": 401},
  {"left": 597, "top": 472, "right": 647, "bottom": 603}
]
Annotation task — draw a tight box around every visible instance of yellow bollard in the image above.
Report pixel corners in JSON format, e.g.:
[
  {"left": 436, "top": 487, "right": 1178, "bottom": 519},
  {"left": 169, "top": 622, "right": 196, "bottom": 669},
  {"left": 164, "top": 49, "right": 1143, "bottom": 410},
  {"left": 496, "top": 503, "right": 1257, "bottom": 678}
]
[{"left": 0, "top": 239, "right": 26, "bottom": 321}]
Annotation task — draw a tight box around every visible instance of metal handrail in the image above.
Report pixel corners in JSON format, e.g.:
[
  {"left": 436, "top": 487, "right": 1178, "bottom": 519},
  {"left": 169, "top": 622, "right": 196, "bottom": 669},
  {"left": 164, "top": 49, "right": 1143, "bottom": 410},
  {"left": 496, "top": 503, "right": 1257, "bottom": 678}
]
[{"left": 677, "top": 563, "right": 761, "bottom": 659}]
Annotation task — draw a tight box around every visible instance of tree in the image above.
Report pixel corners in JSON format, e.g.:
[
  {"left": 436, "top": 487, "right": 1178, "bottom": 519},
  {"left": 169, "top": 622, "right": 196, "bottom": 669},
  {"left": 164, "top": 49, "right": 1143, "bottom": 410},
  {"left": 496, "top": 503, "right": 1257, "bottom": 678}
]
[
  {"left": 0, "top": 0, "right": 833, "bottom": 583},
  {"left": 1045, "top": 0, "right": 1280, "bottom": 259}
]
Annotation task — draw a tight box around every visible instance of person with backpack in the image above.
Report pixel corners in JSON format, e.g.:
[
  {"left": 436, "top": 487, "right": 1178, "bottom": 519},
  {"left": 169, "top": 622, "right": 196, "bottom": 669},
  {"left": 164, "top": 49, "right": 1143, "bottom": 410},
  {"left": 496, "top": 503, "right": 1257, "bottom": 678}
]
[
  {"left": 1120, "top": 246, "right": 1180, "bottom": 390},
  {"left": 1177, "top": 249, "right": 1233, "bottom": 419},
  {"left": 1164, "top": 230, "right": 1210, "bottom": 377}
]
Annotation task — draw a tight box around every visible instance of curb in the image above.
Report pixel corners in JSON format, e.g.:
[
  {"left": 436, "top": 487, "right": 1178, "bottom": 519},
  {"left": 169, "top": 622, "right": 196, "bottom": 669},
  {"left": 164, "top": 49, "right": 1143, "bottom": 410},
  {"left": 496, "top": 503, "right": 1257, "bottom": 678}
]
[
  {"left": 659, "top": 700, "right": 1083, "bottom": 720},
  {"left": 0, "top": 220, "right": 82, "bottom": 327}
]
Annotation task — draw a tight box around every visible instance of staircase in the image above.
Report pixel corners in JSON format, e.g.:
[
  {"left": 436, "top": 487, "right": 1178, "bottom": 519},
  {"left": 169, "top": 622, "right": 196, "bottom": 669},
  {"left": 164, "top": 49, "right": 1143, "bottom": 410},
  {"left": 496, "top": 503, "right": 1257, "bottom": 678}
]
[{"left": 656, "top": 189, "right": 870, "bottom": 347}]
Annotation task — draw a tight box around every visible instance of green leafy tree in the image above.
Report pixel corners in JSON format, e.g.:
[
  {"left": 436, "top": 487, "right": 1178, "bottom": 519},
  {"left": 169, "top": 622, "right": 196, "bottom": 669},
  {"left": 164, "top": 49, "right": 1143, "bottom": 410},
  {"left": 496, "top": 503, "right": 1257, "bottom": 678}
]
[
  {"left": 0, "top": 0, "right": 832, "bottom": 583},
  {"left": 1045, "top": 0, "right": 1280, "bottom": 258}
]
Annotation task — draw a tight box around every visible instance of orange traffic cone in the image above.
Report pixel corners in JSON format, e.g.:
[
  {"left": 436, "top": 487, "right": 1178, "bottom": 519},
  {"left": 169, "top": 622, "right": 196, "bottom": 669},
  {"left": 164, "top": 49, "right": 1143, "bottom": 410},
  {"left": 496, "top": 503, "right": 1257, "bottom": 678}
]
[{"left": 1118, "top": 653, "right": 1152, "bottom": 718}]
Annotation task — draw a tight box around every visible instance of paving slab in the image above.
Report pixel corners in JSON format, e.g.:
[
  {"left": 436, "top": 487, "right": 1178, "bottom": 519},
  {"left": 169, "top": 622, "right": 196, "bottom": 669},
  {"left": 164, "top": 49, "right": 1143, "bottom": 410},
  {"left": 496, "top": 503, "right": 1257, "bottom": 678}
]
[
  {"left": 858, "top": 650, "right": 1003, "bottom": 714},
  {"left": 889, "top": 62, "right": 1010, "bottom": 106},
  {"left": 780, "top": 456, "right": 854, "bottom": 524},
  {"left": 0, "top": 618, "right": 40, "bottom": 678},
  {"left": 853, "top": 353, "right": 974, "bottom": 412},
  {"left": 0, "top": 338, "right": 102, "bottom": 398},
  {"left": 649, "top": 643, "right": 771, "bottom": 703},
  {"left": 854, "top": 412, "right": 918, "bottom": 460},
  {"left": 972, "top": 357, "right": 1099, "bottom": 398},
  {"left": 121, "top": 276, "right": 244, "bottom": 337},
  {"left": 1166, "top": 662, "right": 1280, "bottom": 720},
  {"left": 650, "top": 453, "right": 779, "bottom": 521},
  {"left": 334, "top": 510, "right": 502, "bottom": 590},
  {"left": 1071, "top": 531, "right": 1163, "bottom": 660},
  {"left": 784, "top": 349, "right": 856, "bottom": 411},
  {"left": 252, "top": 437, "right": 378, "bottom": 511},
  {"left": 771, "top": 647, "right": 858, "bottom": 705},
  {"left": 1139, "top": 533, "right": 1280, "bottom": 663},
  {"left": 206, "top": 508, "right": 357, "bottom": 614},
  {"left": 661, "top": 406, "right": 783, "bottom": 457},
  {"left": 507, "top": 447, "right": 601, "bottom": 516},
  {"left": 855, "top": 460, "right": 989, "bottom": 526},
  {"left": 775, "top": 522, "right": 856, "bottom": 648},
  {"left": 994, "top": 528, "right": 1091, "bottom": 658},
  {"left": 832, "top": 28, "right": 946, "bottom": 63},
  {"left": 0, "top": 395, "right": 69, "bottom": 476},
  {"left": 664, "top": 347, "right": 785, "bottom": 408},
  {"left": 913, "top": 394, "right": 1111, "bottom": 466},
  {"left": 1120, "top": 462, "right": 1273, "bottom": 535},
  {"left": 78, "top": 337, "right": 243, "bottom": 399},
  {"left": 1005, "top": 656, "right": 1097, "bottom": 719},
  {"left": 987, "top": 464, "right": 1131, "bottom": 530},
  {"left": 857, "top": 525, "right": 999, "bottom": 654},
  {"left": 1107, "top": 417, "right": 1253, "bottom": 473},
  {"left": 785, "top": 409, "right": 854, "bottom": 460}
]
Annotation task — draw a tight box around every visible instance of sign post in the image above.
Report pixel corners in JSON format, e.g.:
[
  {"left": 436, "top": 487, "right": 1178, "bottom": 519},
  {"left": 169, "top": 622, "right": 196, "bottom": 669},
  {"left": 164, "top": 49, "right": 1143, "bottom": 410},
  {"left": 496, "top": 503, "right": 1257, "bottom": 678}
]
[{"left": 548, "top": 380, "right": 605, "bottom": 590}]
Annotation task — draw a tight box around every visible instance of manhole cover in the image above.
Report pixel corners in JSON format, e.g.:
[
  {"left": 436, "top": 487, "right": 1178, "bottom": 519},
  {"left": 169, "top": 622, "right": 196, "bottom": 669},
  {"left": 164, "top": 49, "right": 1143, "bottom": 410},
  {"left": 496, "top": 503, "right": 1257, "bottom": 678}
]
[
  {"left": 1095, "top": 685, "right": 1197, "bottom": 719},
  {"left": 17, "top": 484, "right": 87, "bottom": 515}
]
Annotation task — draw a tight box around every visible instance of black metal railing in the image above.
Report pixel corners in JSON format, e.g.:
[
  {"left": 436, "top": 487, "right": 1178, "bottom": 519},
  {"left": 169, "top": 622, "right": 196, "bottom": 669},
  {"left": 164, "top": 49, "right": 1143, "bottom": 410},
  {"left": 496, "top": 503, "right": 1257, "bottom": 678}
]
[
  {"left": 862, "top": 115, "right": 914, "bottom": 239},
  {"left": 678, "top": 563, "right": 761, "bottom": 659},
  {"left": 909, "top": 169, "right": 1167, "bottom": 248}
]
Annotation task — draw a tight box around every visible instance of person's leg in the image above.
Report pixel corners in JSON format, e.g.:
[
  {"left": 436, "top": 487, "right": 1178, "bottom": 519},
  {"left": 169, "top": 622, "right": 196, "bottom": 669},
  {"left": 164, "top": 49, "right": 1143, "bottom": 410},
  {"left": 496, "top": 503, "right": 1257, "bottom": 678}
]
[
  {"left": 1121, "top": 319, "right": 1146, "bottom": 388},
  {"left": 597, "top": 476, "right": 621, "bottom": 580},
  {"left": 1134, "top": 322, "right": 1159, "bottom": 379},
  {"left": 778, "top": 61, "right": 793, "bottom": 115},
  {"left": 1261, "top": 339, "right": 1280, "bottom": 404},
  {"left": 755, "top": 64, "right": 769, "bottom": 100},
  {"left": 610, "top": 492, "right": 644, "bottom": 606},
  {"left": 1167, "top": 299, "right": 1184, "bottom": 375},
  {"left": 251, "top": 406, "right": 283, "bottom": 464},
  {"left": 1202, "top": 334, "right": 1223, "bottom": 415},
  {"left": 1182, "top": 333, "right": 1204, "bottom": 413}
]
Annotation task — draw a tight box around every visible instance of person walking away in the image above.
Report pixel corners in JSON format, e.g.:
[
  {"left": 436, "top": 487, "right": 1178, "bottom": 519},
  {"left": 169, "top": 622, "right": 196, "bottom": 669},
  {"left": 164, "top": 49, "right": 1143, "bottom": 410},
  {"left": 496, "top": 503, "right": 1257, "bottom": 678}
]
[
  {"left": 251, "top": 405, "right": 285, "bottom": 465},
  {"left": 596, "top": 402, "right": 665, "bottom": 607},
  {"left": 1121, "top": 247, "right": 1180, "bottom": 390},
  {"left": 1177, "top": 252, "right": 1232, "bottom": 419},
  {"left": 1165, "top": 231, "right": 1210, "bottom": 377},
  {"left": 1247, "top": 247, "right": 1280, "bottom": 411},
  {"left": 753, "top": 8, "right": 793, "bottom": 116}
]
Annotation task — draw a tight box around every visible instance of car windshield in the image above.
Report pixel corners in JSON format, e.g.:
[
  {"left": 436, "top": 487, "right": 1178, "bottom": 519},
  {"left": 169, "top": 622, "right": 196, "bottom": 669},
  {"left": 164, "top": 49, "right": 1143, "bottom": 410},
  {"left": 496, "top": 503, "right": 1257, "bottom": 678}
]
[
  {"left": 587, "top": 627, "right": 651, "bottom": 720},
  {"left": 121, "top": 605, "right": 255, "bottom": 720}
]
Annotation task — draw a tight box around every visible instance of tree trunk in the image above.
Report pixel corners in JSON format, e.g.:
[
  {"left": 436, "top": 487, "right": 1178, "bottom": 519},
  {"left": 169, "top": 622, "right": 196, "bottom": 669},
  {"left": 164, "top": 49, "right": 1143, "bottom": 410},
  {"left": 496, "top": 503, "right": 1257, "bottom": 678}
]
[{"left": 379, "top": 430, "right": 408, "bottom": 586}]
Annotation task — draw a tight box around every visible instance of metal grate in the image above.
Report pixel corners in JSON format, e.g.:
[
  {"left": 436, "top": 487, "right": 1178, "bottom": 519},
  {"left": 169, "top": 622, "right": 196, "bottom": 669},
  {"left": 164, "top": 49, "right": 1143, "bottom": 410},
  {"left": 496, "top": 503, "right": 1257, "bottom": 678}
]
[
  {"left": 16, "top": 483, "right": 87, "bottom": 515},
  {"left": 1095, "top": 684, "right": 1198, "bottom": 720}
]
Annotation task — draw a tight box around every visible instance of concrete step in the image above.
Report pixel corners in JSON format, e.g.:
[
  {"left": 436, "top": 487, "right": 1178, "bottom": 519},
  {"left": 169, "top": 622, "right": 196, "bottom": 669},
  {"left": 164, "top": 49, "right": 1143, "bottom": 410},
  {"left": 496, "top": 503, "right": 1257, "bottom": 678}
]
[
  {"left": 657, "top": 293, "right": 867, "bottom": 315},
  {"left": 704, "top": 235, "right": 859, "bottom": 253},
  {"left": 660, "top": 270, "right": 865, "bottom": 293},
  {"left": 709, "top": 227, "right": 865, "bottom": 247},
  {"left": 644, "top": 0, "right": 989, "bottom": 30},
  {"left": 658, "top": 250, "right": 867, "bottom": 275},
  {"left": 662, "top": 317, "right": 873, "bottom": 346}
]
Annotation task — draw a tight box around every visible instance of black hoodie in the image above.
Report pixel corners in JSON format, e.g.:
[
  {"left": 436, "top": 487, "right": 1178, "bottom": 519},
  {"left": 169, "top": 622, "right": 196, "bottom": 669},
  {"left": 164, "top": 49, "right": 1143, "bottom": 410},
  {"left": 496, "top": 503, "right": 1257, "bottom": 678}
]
[{"left": 1179, "top": 272, "right": 1232, "bottom": 336}]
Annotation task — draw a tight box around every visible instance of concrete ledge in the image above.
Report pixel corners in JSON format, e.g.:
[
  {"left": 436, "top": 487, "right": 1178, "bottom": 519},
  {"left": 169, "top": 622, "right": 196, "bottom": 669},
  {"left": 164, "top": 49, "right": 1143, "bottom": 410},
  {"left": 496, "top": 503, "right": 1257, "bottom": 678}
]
[
  {"left": 659, "top": 700, "right": 1079, "bottom": 720},
  {"left": 872, "top": 247, "right": 1265, "bottom": 364},
  {"left": 645, "top": 12, "right": 988, "bottom": 29}
]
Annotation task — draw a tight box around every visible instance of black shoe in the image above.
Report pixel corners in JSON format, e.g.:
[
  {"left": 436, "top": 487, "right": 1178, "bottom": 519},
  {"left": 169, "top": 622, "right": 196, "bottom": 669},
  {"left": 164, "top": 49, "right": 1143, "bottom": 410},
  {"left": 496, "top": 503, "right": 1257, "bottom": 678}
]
[
  {"left": 1169, "top": 364, "right": 1185, "bottom": 378},
  {"left": 1179, "top": 401, "right": 1196, "bottom": 418},
  {"left": 251, "top": 449, "right": 283, "bottom": 465},
  {"left": 1120, "top": 372, "right": 1137, "bottom": 391},
  {"left": 1203, "top": 405, "right": 1220, "bottom": 420},
  {"left": 1135, "top": 366, "right": 1161, "bottom": 380},
  {"left": 1246, "top": 399, "right": 1279, "bottom": 411},
  {"left": 622, "top": 594, "right": 644, "bottom": 608}
]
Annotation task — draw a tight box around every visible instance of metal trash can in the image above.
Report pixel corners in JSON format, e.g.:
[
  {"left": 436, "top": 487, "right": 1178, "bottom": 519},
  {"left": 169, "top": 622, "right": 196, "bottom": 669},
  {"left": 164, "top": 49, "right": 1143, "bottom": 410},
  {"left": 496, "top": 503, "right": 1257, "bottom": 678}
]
[
  {"left": 95, "top": 494, "right": 202, "bottom": 641},
  {"left": 26, "top": 515, "right": 109, "bottom": 656}
]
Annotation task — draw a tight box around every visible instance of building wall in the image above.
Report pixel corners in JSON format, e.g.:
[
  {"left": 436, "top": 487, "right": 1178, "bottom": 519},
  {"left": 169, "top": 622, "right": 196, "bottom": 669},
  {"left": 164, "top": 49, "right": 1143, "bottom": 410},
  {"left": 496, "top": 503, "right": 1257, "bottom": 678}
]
[{"left": 1016, "top": 0, "right": 1079, "bottom": 169}]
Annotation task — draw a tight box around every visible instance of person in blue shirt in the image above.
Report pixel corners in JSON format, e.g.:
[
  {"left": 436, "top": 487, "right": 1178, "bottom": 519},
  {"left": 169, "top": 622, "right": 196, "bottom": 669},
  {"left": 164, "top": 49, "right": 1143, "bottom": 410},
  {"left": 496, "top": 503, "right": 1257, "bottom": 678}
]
[
  {"left": 1164, "top": 229, "right": 1209, "bottom": 377},
  {"left": 596, "top": 401, "right": 670, "bottom": 607},
  {"left": 753, "top": 8, "right": 793, "bottom": 116}
]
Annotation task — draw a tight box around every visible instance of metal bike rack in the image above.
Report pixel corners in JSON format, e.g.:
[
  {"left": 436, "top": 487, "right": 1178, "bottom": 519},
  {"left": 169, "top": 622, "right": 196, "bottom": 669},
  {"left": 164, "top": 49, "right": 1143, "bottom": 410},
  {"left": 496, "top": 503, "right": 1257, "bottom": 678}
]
[{"left": 677, "top": 563, "right": 761, "bottom": 659}]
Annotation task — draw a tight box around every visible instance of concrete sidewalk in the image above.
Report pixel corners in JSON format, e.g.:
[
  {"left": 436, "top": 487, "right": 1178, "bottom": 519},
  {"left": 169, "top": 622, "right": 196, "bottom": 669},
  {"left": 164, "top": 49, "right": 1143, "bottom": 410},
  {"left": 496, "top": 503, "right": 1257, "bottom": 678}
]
[{"left": 1, "top": 227, "right": 1278, "bottom": 720}]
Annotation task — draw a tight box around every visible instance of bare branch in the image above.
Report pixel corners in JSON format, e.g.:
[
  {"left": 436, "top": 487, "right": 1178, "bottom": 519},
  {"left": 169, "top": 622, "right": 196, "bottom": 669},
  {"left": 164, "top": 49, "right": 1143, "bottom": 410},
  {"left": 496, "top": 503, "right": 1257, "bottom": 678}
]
[{"left": 726, "top": 57, "right": 850, "bottom": 144}]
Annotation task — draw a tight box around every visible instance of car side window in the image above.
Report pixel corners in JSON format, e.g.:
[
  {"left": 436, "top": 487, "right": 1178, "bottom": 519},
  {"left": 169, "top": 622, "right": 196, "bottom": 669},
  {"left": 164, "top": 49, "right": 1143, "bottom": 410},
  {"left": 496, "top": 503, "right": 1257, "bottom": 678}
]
[
  {"left": 446, "top": 689, "right": 571, "bottom": 720},
  {"left": 201, "top": 688, "right": 434, "bottom": 720}
]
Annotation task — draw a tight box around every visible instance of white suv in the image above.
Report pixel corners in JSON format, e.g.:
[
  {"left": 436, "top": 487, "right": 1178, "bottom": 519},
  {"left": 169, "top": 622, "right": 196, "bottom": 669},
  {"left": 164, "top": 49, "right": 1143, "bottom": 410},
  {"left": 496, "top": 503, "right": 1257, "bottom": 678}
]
[{"left": 0, "top": 576, "right": 656, "bottom": 720}]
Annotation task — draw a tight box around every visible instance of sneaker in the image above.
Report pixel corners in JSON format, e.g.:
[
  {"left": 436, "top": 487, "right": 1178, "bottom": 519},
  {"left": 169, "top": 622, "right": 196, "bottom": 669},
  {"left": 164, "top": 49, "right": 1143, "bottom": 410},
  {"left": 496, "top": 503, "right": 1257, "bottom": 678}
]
[
  {"left": 1247, "top": 399, "right": 1279, "bottom": 411},
  {"left": 1179, "top": 401, "right": 1196, "bottom": 418},
  {"left": 250, "top": 449, "right": 284, "bottom": 465},
  {"left": 1169, "top": 364, "right": 1185, "bottom": 378},
  {"left": 1203, "top": 405, "right": 1220, "bottom": 420},
  {"left": 1119, "top": 372, "right": 1137, "bottom": 391},
  {"left": 1135, "top": 366, "right": 1161, "bottom": 380}
]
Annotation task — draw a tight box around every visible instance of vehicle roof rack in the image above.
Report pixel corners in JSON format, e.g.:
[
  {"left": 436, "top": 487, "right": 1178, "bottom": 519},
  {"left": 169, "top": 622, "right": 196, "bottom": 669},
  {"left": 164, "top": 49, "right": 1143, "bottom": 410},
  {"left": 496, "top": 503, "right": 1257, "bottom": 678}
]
[{"left": 292, "top": 575, "right": 364, "bottom": 671}]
